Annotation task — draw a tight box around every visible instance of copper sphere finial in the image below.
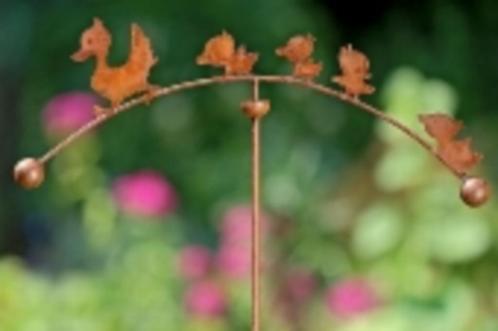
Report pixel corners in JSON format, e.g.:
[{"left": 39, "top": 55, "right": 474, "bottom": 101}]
[
  {"left": 460, "top": 176, "right": 491, "bottom": 208},
  {"left": 13, "top": 158, "right": 45, "bottom": 189}
]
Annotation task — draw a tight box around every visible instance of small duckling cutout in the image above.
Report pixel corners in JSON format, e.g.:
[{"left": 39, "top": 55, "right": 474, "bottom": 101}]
[{"left": 72, "top": 18, "right": 158, "bottom": 114}]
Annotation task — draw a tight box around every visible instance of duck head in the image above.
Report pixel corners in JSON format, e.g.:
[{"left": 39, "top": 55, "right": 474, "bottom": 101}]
[{"left": 71, "top": 18, "right": 111, "bottom": 62}]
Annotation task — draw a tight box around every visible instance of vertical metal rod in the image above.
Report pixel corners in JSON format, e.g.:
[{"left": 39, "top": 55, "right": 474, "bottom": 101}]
[{"left": 251, "top": 78, "right": 261, "bottom": 331}]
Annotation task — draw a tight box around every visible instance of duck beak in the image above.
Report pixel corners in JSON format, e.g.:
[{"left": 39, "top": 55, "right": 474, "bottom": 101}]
[{"left": 71, "top": 49, "right": 92, "bottom": 62}]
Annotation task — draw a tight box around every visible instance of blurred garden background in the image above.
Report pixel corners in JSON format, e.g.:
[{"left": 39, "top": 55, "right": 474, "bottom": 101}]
[{"left": 1, "top": 0, "right": 498, "bottom": 330}]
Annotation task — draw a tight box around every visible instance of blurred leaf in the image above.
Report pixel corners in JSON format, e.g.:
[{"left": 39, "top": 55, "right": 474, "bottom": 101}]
[
  {"left": 82, "top": 188, "right": 117, "bottom": 249},
  {"left": 377, "top": 67, "right": 457, "bottom": 145},
  {"left": 375, "top": 143, "right": 430, "bottom": 192},
  {"left": 352, "top": 203, "right": 404, "bottom": 260},
  {"left": 426, "top": 214, "right": 491, "bottom": 264}
]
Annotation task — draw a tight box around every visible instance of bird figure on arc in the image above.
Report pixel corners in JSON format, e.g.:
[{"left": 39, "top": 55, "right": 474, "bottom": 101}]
[{"left": 71, "top": 18, "right": 158, "bottom": 114}]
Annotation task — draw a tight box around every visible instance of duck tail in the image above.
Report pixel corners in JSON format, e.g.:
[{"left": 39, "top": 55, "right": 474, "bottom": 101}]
[{"left": 128, "top": 24, "right": 158, "bottom": 71}]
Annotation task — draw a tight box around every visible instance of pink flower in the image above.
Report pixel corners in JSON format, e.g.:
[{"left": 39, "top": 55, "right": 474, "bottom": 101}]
[
  {"left": 215, "top": 205, "right": 270, "bottom": 279},
  {"left": 215, "top": 243, "right": 251, "bottom": 279},
  {"left": 220, "top": 205, "right": 268, "bottom": 245},
  {"left": 42, "top": 91, "right": 97, "bottom": 137},
  {"left": 326, "top": 278, "right": 381, "bottom": 319},
  {"left": 185, "top": 280, "right": 226, "bottom": 317},
  {"left": 178, "top": 245, "right": 212, "bottom": 280},
  {"left": 284, "top": 269, "right": 316, "bottom": 302},
  {"left": 112, "top": 170, "right": 177, "bottom": 218},
  {"left": 220, "top": 206, "right": 253, "bottom": 244},
  {"left": 277, "top": 269, "right": 317, "bottom": 323}
]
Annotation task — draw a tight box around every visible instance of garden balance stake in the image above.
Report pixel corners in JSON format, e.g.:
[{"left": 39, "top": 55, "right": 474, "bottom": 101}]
[{"left": 13, "top": 18, "right": 492, "bottom": 331}]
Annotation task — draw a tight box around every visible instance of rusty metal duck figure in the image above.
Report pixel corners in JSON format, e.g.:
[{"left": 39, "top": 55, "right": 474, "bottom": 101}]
[{"left": 71, "top": 18, "right": 158, "bottom": 114}]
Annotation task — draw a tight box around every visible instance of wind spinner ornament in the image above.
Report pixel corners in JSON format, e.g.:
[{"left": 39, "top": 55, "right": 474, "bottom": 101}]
[{"left": 13, "top": 18, "right": 491, "bottom": 331}]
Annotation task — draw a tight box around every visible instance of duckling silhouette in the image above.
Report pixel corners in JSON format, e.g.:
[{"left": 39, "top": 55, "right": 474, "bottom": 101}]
[{"left": 71, "top": 18, "right": 158, "bottom": 113}]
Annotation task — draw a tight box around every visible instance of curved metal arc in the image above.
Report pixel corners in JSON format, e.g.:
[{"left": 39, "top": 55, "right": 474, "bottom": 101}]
[{"left": 37, "top": 74, "right": 462, "bottom": 178}]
